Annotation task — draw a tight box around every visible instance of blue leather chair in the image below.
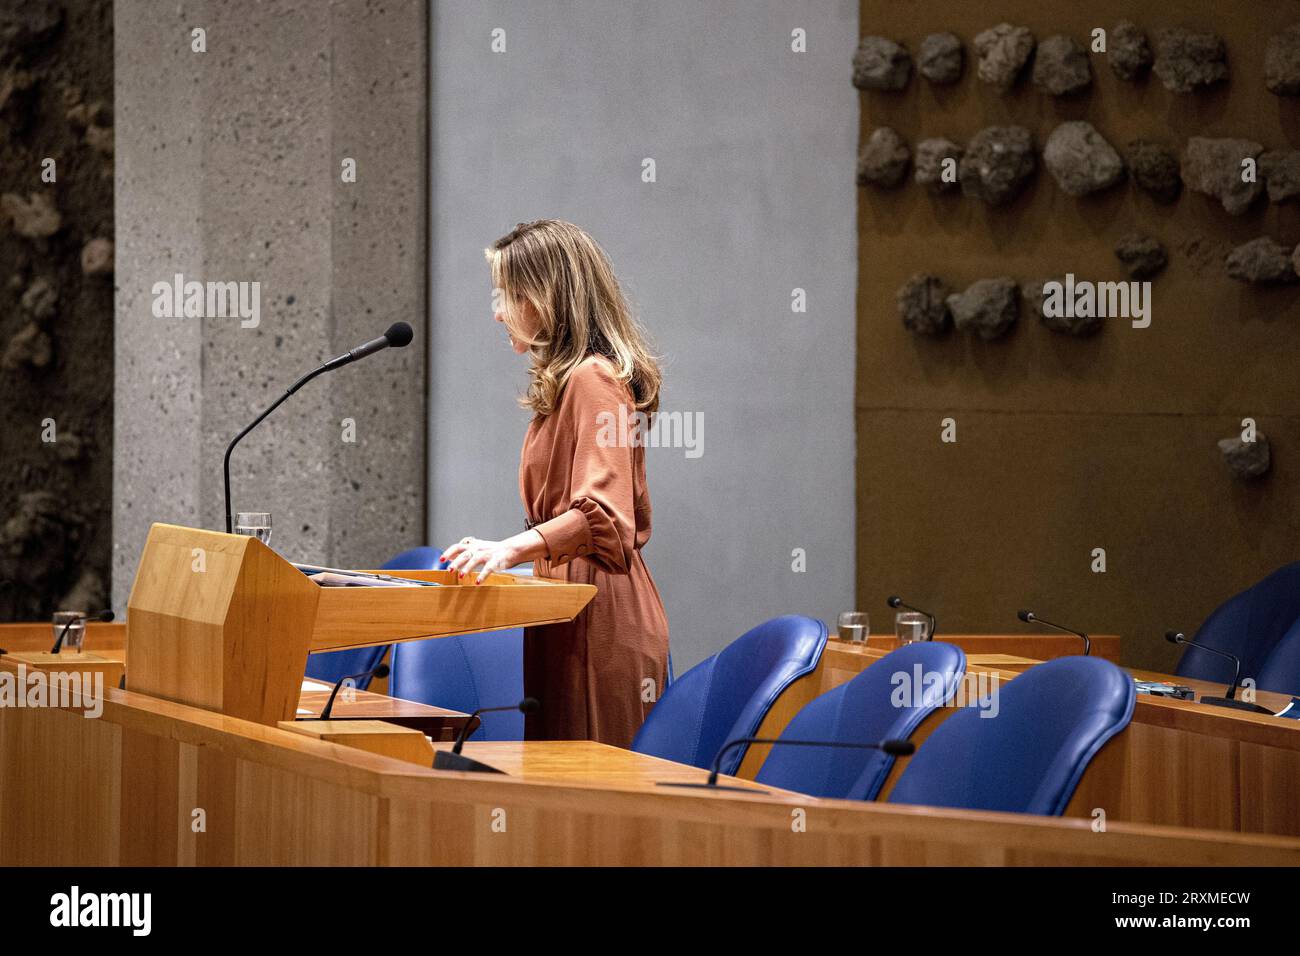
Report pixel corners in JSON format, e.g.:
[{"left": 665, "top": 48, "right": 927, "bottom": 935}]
[
  {"left": 1176, "top": 563, "right": 1300, "bottom": 684},
  {"left": 887, "top": 656, "right": 1135, "bottom": 816},
  {"left": 304, "top": 545, "right": 445, "bottom": 689},
  {"left": 631, "top": 615, "right": 828, "bottom": 776},
  {"left": 391, "top": 629, "right": 525, "bottom": 739},
  {"left": 755, "top": 641, "right": 966, "bottom": 800},
  {"left": 1257, "top": 617, "right": 1300, "bottom": 697}
]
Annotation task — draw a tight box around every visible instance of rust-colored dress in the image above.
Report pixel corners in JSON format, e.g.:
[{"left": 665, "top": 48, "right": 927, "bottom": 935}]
[{"left": 519, "top": 354, "right": 669, "bottom": 747}]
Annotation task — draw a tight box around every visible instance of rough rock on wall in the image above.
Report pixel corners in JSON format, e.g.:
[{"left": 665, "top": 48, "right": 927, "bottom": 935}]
[
  {"left": 856, "top": 126, "right": 911, "bottom": 187},
  {"left": 1032, "top": 34, "right": 1092, "bottom": 96},
  {"left": 972, "top": 23, "right": 1034, "bottom": 90},
  {"left": 0, "top": 0, "right": 113, "bottom": 621},
  {"left": 1042, "top": 121, "right": 1125, "bottom": 197},
  {"left": 1108, "top": 21, "right": 1152, "bottom": 81},
  {"left": 918, "top": 32, "right": 962, "bottom": 85},
  {"left": 958, "top": 126, "right": 1036, "bottom": 205},
  {"left": 946, "top": 277, "right": 1019, "bottom": 341},
  {"left": 1264, "top": 24, "right": 1300, "bottom": 95},
  {"left": 1152, "top": 26, "right": 1229, "bottom": 93},
  {"left": 897, "top": 273, "right": 951, "bottom": 335},
  {"left": 1126, "top": 139, "right": 1182, "bottom": 204},
  {"left": 1182, "top": 137, "right": 1265, "bottom": 216},
  {"left": 913, "top": 137, "right": 962, "bottom": 192},
  {"left": 1225, "top": 237, "right": 1299, "bottom": 284},
  {"left": 1260, "top": 150, "right": 1300, "bottom": 203},
  {"left": 1114, "top": 234, "right": 1168, "bottom": 279}
]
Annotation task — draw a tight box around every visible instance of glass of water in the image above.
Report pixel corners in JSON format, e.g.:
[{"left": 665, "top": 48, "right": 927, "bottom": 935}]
[
  {"left": 234, "top": 512, "right": 272, "bottom": 545},
  {"left": 837, "top": 611, "right": 869, "bottom": 643},
  {"left": 52, "top": 610, "right": 86, "bottom": 655},
  {"left": 895, "top": 611, "right": 930, "bottom": 644}
]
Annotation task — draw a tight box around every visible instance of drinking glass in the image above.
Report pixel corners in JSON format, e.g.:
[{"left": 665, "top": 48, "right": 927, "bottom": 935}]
[
  {"left": 895, "top": 611, "right": 931, "bottom": 644},
  {"left": 837, "top": 611, "right": 869, "bottom": 643},
  {"left": 52, "top": 610, "right": 86, "bottom": 655},
  {"left": 234, "top": 512, "right": 272, "bottom": 545}
]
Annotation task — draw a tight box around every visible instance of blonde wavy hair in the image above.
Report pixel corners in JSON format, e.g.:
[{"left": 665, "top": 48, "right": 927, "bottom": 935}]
[{"left": 486, "top": 219, "right": 661, "bottom": 417}]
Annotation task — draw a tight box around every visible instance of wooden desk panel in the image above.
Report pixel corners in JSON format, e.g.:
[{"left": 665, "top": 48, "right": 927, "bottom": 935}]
[
  {"left": 0, "top": 624, "right": 469, "bottom": 741},
  {"left": 0, "top": 622, "right": 126, "bottom": 655},
  {"left": 2, "top": 683, "right": 1296, "bottom": 867},
  {"left": 839, "top": 633, "right": 1120, "bottom": 663},
  {"left": 295, "top": 679, "right": 471, "bottom": 741},
  {"left": 429, "top": 740, "right": 774, "bottom": 793}
]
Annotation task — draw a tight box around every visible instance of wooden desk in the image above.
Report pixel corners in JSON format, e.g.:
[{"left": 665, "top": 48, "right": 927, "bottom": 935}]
[
  {"left": 843, "top": 633, "right": 1120, "bottom": 663},
  {"left": 0, "top": 624, "right": 471, "bottom": 741},
  {"left": 295, "top": 678, "right": 471, "bottom": 741},
  {"left": 0, "top": 621, "right": 127, "bottom": 655},
  {"left": 758, "top": 640, "right": 1300, "bottom": 838},
  {"left": 429, "top": 740, "right": 773, "bottom": 793},
  {"left": 3, "top": 678, "right": 1297, "bottom": 866}
]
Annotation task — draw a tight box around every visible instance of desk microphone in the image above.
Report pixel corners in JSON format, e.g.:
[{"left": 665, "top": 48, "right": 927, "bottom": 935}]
[
  {"left": 1017, "top": 609, "right": 1090, "bottom": 656},
  {"left": 223, "top": 321, "right": 414, "bottom": 533},
  {"left": 317, "top": 662, "right": 390, "bottom": 719},
  {"left": 51, "top": 609, "right": 114, "bottom": 654},
  {"left": 1164, "top": 632, "right": 1272, "bottom": 714},
  {"left": 657, "top": 736, "right": 915, "bottom": 792},
  {"left": 434, "top": 698, "right": 540, "bottom": 773},
  {"left": 887, "top": 595, "right": 936, "bottom": 641}
]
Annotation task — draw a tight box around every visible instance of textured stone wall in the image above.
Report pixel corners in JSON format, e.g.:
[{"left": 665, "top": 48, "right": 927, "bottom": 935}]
[
  {"left": 856, "top": 1, "right": 1300, "bottom": 671},
  {"left": 112, "top": 0, "right": 427, "bottom": 610},
  {"left": 0, "top": 0, "right": 114, "bottom": 621}
]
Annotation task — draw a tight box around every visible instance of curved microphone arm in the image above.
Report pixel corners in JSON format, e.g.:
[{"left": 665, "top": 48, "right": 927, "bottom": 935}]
[{"left": 223, "top": 364, "right": 331, "bottom": 534}]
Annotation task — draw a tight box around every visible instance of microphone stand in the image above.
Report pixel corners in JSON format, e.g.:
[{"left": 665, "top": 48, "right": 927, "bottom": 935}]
[
  {"left": 1019, "top": 611, "right": 1090, "bottom": 656},
  {"left": 889, "top": 596, "right": 937, "bottom": 642},
  {"left": 223, "top": 365, "right": 332, "bottom": 534},
  {"left": 1167, "top": 633, "right": 1272, "bottom": 714}
]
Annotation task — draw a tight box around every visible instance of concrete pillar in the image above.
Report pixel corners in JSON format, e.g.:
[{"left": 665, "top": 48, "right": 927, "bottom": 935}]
[{"left": 112, "top": 0, "right": 427, "bottom": 609}]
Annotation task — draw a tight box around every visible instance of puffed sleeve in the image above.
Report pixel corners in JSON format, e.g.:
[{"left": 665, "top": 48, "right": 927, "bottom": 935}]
[{"left": 531, "top": 359, "right": 639, "bottom": 574}]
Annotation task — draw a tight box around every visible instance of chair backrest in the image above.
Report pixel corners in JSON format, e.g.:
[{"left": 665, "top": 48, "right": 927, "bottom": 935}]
[
  {"left": 755, "top": 641, "right": 967, "bottom": 800},
  {"left": 304, "top": 545, "right": 446, "bottom": 689},
  {"left": 1257, "top": 617, "right": 1300, "bottom": 698},
  {"left": 390, "top": 629, "right": 525, "bottom": 740},
  {"left": 631, "top": 615, "right": 828, "bottom": 776},
  {"left": 887, "top": 656, "right": 1135, "bottom": 816},
  {"left": 1176, "top": 563, "right": 1300, "bottom": 683}
]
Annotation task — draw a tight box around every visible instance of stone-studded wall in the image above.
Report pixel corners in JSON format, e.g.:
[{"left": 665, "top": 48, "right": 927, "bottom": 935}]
[
  {"left": 856, "top": 0, "right": 1300, "bottom": 671},
  {"left": 0, "top": 0, "right": 114, "bottom": 621}
]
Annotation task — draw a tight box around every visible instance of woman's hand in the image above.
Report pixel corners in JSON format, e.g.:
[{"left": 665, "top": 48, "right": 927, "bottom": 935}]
[{"left": 442, "top": 530, "right": 546, "bottom": 584}]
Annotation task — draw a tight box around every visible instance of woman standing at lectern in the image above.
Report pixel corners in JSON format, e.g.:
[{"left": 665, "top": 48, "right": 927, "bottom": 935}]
[{"left": 441, "top": 219, "right": 669, "bottom": 749}]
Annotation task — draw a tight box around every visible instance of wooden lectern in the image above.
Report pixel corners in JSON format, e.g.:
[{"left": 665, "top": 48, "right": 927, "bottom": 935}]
[{"left": 125, "top": 523, "right": 596, "bottom": 725}]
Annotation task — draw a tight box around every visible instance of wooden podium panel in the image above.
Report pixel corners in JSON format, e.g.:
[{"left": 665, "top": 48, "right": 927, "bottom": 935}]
[
  {"left": 126, "top": 524, "right": 321, "bottom": 725},
  {"left": 311, "top": 568, "right": 593, "bottom": 650},
  {"left": 125, "top": 523, "right": 595, "bottom": 726}
]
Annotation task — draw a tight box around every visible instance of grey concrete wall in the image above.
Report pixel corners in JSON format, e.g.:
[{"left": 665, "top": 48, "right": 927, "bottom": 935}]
[
  {"left": 428, "top": 0, "right": 859, "bottom": 668},
  {"left": 113, "top": 0, "right": 428, "bottom": 610}
]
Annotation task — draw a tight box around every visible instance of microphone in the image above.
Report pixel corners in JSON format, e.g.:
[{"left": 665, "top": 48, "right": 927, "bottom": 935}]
[
  {"left": 449, "top": 697, "right": 540, "bottom": 755},
  {"left": 1018, "top": 609, "right": 1090, "bottom": 656},
  {"left": 223, "top": 321, "right": 414, "bottom": 533},
  {"left": 317, "top": 662, "right": 390, "bottom": 719},
  {"left": 887, "top": 595, "right": 936, "bottom": 641},
  {"left": 1165, "top": 631, "right": 1272, "bottom": 714},
  {"left": 433, "top": 698, "right": 540, "bottom": 773},
  {"left": 657, "top": 736, "right": 916, "bottom": 792},
  {"left": 321, "top": 321, "right": 414, "bottom": 371},
  {"left": 51, "top": 609, "right": 114, "bottom": 654}
]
